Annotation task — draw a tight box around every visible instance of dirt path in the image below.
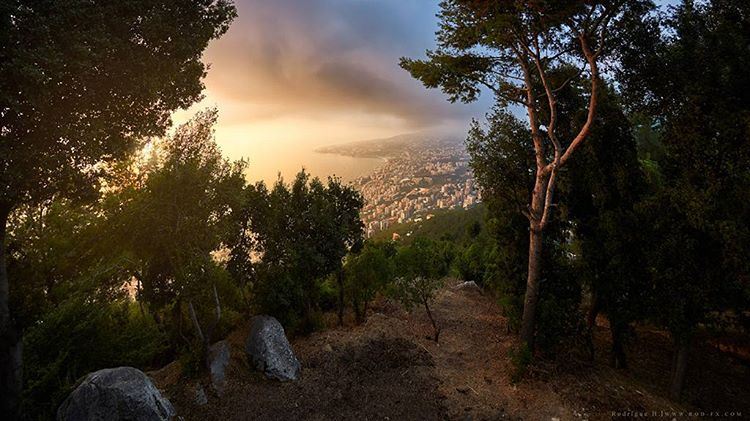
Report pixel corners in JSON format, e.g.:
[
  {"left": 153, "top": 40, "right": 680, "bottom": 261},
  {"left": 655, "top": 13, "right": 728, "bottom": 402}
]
[
  {"left": 154, "top": 280, "right": 744, "bottom": 420},
  {"left": 420, "top": 285, "right": 571, "bottom": 420}
]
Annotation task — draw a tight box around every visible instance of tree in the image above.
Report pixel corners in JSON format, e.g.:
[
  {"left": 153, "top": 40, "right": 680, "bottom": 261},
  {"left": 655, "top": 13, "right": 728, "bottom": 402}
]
[
  {"left": 618, "top": 0, "right": 750, "bottom": 399},
  {"left": 466, "top": 107, "right": 581, "bottom": 352},
  {"left": 239, "top": 171, "right": 364, "bottom": 333},
  {"left": 0, "top": 1, "right": 236, "bottom": 413},
  {"left": 326, "top": 178, "right": 365, "bottom": 326},
  {"left": 393, "top": 238, "right": 449, "bottom": 342},
  {"left": 561, "top": 85, "right": 651, "bottom": 368},
  {"left": 345, "top": 241, "right": 394, "bottom": 323},
  {"left": 401, "top": 0, "right": 647, "bottom": 349},
  {"left": 118, "top": 109, "right": 246, "bottom": 355},
  {"left": 466, "top": 111, "right": 534, "bottom": 332}
]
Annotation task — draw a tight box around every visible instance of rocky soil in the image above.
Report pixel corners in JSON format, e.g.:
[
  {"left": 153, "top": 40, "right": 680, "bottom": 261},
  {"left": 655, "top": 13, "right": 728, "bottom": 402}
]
[{"left": 152, "top": 280, "right": 749, "bottom": 420}]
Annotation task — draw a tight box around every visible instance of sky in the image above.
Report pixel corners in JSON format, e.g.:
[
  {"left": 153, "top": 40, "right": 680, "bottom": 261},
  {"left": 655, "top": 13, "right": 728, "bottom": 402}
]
[
  {"left": 172, "top": 0, "right": 487, "bottom": 183},
  {"left": 173, "top": 0, "right": 680, "bottom": 184}
]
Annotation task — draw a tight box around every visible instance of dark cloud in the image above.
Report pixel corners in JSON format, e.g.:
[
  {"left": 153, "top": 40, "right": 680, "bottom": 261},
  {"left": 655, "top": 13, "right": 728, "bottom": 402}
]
[{"left": 200, "top": 0, "right": 483, "bottom": 128}]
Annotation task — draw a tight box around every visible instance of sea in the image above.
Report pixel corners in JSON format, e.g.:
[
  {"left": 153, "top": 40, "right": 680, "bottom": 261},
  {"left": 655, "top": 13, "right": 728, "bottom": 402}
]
[{"left": 240, "top": 140, "right": 385, "bottom": 186}]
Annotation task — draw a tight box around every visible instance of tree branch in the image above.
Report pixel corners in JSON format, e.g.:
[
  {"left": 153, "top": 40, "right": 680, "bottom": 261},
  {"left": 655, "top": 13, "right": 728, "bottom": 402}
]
[
  {"left": 539, "top": 165, "right": 558, "bottom": 229},
  {"left": 531, "top": 35, "right": 562, "bottom": 157},
  {"left": 512, "top": 43, "right": 547, "bottom": 171},
  {"left": 188, "top": 300, "right": 205, "bottom": 344},
  {"left": 559, "top": 34, "right": 600, "bottom": 168}
]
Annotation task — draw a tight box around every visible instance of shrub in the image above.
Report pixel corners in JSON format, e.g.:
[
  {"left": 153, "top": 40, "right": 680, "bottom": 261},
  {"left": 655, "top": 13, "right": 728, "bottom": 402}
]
[
  {"left": 509, "top": 343, "right": 532, "bottom": 384},
  {"left": 21, "top": 299, "right": 167, "bottom": 420}
]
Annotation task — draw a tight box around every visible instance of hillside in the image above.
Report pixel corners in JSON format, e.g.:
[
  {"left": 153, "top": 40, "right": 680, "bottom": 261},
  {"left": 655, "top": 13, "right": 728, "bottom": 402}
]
[
  {"left": 371, "top": 204, "right": 486, "bottom": 244},
  {"left": 316, "top": 132, "right": 463, "bottom": 159},
  {"left": 152, "top": 279, "right": 749, "bottom": 420}
]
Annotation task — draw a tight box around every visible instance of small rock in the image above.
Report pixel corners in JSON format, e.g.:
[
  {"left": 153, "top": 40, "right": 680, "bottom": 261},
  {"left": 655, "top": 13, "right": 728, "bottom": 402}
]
[
  {"left": 454, "top": 281, "right": 482, "bottom": 292},
  {"left": 323, "top": 343, "right": 333, "bottom": 353},
  {"left": 194, "top": 384, "right": 208, "bottom": 406},
  {"left": 208, "top": 340, "right": 231, "bottom": 395}
]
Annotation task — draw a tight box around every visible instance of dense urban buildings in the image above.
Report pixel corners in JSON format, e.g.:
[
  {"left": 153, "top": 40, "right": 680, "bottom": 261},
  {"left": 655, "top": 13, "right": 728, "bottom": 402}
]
[{"left": 321, "top": 136, "right": 481, "bottom": 237}]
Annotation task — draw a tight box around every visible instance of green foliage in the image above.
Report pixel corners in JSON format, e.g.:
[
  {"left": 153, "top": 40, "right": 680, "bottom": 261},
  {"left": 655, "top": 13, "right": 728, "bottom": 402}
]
[
  {"left": 465, "top": 110, "right": 535, "bottom": 330},
  {"left": 454, "top": 240, "right": 488, "bottom": 286},
  {"left": 317, "top": 277, "right": 340, "bottom": 313},
  {"left": 466, "top": 108, "right": 581, "bottom": 349},
  {"left": 21, "top": 299, "right": 166, "bottom": 420},
  {"left": 236, "top": 171, "right": 364, "bottom": 334},
  {"left": 395, "top": 237, "right": 451, "bottom": 283},
  {"left": 534, "top": 275, "right": 584, "bottom": 355},
  {"left": 400, "top": 1, "right": 626, "bottom": 106},
  {"left": 8, "top": 110, "right": 249, "bottom": 417},
  {"left": 558, "top": 82, "right": 652, "bottom": 366},
  {"left": 392, "top": 238, "right": 448, "bottom": 341},
  {"left": 372, "top": 204, "right": 486, "bottom": 246},
  {"left": 345, "top": 241, "right": 395, "bottom": 323},
  {"left": 508, "top": 343, "right": 532, "bottom": 384},
  {"left": 117, "top": 109, "right": 246, "bottom": 314},
  {"left": 3, "top": 3, "right": 238, "bottom": 410},
  {"left": 620, "top": 0, "right": 750, "bottom": 346},
  {"left": 7, "top": 199, "right": 131, "bottom": 329},
  {"left": 1, "top": 0, "right": 236, "bottom": 209}
]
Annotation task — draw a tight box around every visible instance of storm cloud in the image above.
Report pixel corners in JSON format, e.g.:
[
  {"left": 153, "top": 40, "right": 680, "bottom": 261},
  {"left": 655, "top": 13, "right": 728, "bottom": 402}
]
[{"left": 199, "top": 0, "right": 479, "bottom": 128}]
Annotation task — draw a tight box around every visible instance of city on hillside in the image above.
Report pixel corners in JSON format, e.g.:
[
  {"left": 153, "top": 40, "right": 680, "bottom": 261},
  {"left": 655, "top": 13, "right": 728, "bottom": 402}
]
[{"left": 320, "top": 135, "right": 481, "bottom": 236}]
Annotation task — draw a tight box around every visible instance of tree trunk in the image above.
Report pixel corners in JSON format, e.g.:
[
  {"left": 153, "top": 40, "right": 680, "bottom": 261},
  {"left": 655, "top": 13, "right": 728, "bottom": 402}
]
[
  {"left": 423, "top": 299, "right": 440, "bottom": 343},
  {"left": 610, "top": 321, "right": 628, "bottom": 369},
  {"left": 208, "top": 283, "right": 221, "bottom": 342},
  {"left": 587, "top": 292, "right": 600, "bottom": 329},
  {"left": 585, "top": 292, "right": 600, "bottom": 361},
  {"left": 670, "top": 337, "right": 691, "bottom": 400},
  {"left": 336, "top": 269, "right": 344, "bottom": 326},
  {"left": 0, "top": 204, "right": 22, "bottom": 419},
  {"left": 352, "top": 297, "right": 363, "bottom": 325},
  {"left": 520, "top": 225, "right": 544, "bottom": 348},
  {"left": 188, "top": 300, "right": 205, "bottom": 346}
]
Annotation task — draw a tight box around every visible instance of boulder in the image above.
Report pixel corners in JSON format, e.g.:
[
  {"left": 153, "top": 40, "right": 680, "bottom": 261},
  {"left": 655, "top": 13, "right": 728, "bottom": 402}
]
[
  {"left": 208, "top": 340, "right": 231, "bottom": 395},
  {"left": 245, "top": 315, "right": 301, "bottom": 381},
  {"left": 57, "top": 367, "right": 175, "bottom": 421}
]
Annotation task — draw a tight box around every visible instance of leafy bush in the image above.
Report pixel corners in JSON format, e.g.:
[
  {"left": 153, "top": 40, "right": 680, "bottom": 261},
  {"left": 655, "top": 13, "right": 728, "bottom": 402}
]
[
  {"left": 345, "top": 241, "right": 395, "bottom": 323},
  {"left": 509, "top": 343, "right": 532, "bottom": 384},
  {"left": 21, "top": 299, "right": 167, "bottom": 420},
  {"left": 392, "top": 238, "right": 448, "bottom": 342}
]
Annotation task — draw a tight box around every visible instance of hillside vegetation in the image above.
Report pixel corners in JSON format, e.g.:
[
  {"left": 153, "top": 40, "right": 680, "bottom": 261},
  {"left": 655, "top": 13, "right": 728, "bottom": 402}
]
[{"left": 371, "top": 204, "right": 486, "bottom": 245}]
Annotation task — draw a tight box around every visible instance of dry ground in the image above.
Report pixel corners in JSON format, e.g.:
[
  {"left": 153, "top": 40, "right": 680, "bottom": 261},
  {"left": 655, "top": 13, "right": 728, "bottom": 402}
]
[{"left": 152, "top": 280, "right": 749, "bottom": 420}]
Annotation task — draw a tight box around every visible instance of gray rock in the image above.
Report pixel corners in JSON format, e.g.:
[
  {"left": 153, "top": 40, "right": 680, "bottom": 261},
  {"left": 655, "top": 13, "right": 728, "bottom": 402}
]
[
  {"left": 193, "top": 384, "right": 208, "bottom": 406},
  {"left": 57, "top": 367, "right": 175, "bottom": 421},
  {"left": 208, "top": 340, "right": 231, "bottom": 395},
  {"left": 245, "top": 315, "right": 301, "bottom": 381},
  {"left": 454, "top": 281, "right": 482, "bottom": 293}
]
